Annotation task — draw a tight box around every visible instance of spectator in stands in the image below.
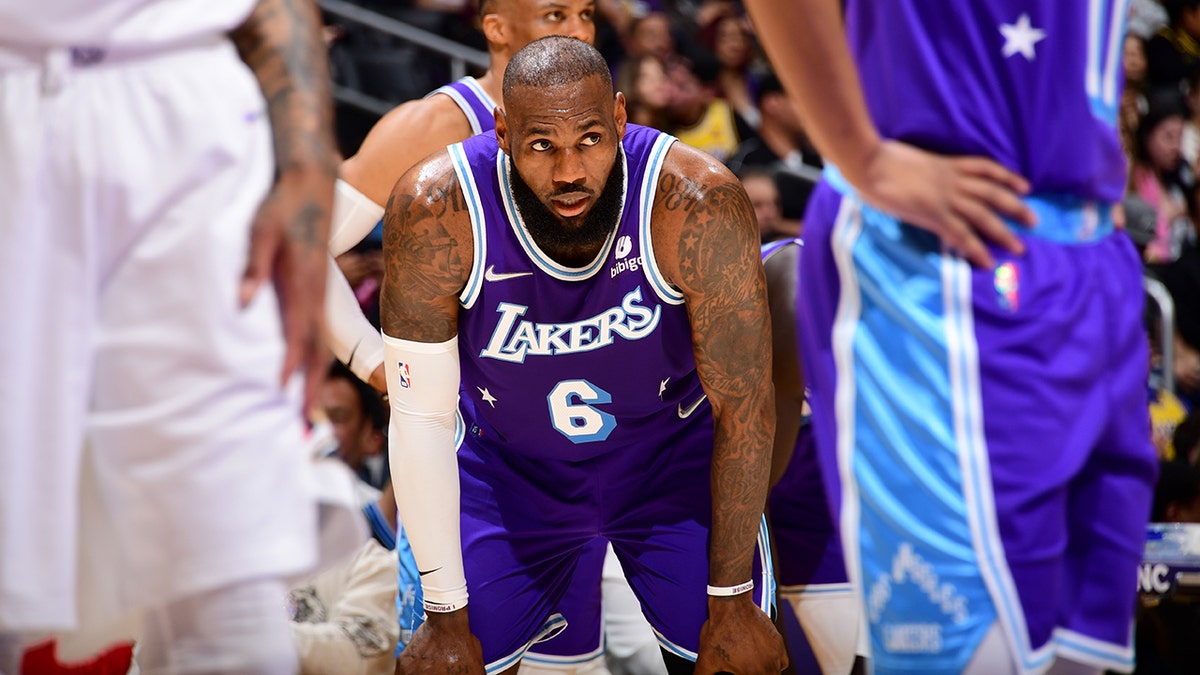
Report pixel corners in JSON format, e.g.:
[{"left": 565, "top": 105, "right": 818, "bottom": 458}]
[
  {"left": 364, "top": 478, "right": 398, "bottom": 551},
  {"left": 1123, "top": 89, "right": 1147, "bottom": 160},
  {"left": 1131, "top": 86, "right": 1196, "bottom": 264},
  {"left": 336, "top": 233, "right": 385, "bottom": 328},
  {"left": 1157, "top": 251, "right": 1200, "bottom": 403},
  {"left": 1151, "top": 383, "right": 1191, "bottom": 461},
  {"left": 1129, "top": 32, "right": 1151, "bottom": 89},
  {"left": 1153, "top": 460, "right": 1200, "bottom": 522},
  {"left": 663, "top": 49, "right": 753, "bottom": 162},
  {"left": 1125, "top": 34, "right": 1152, "bottom": 158},
  {"left": 614, "top": 53, "right": 673, "bottom": 129},
  {"left": 738, "top": 167, "right": 794, "bottom": 243},
  {"left": 1182, "top": 71, "right": 1200, "bottom": 167},
  {"left": 289, "top": 535, "right": 400, "bottom": 675},
  {"left": 727, "top": 73, "right": 821, "bottom": 236},
  {"left": 697, "top": 6, "right": 760, "bottom": 128},
  {"left": 1176, "top": 410, "right": 1200, "bottom": 466},
  {"left": 321, "top": 362, "right": 389, "bottom": 491},
  {"left": 622, "top": 10, "right": 676, "bottom": 61},
  {"left": 1146, "top": 0, "right": 1200, "bottom": 86}
]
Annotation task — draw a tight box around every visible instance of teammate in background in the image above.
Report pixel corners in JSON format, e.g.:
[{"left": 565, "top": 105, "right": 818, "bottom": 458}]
[
  {"left": 380, "top": 36, "right": 785, "bottom": 675},
  {"left": 0, "top": 0, "right": 336, "bottom": 672},
  {"left": 326, "top": 0, "right": 596, "bottom": 391},
  {"left": 745, "top": 0, "right": 1159, "bottom": 673},
  {"left": 761, "top": 239, "right": 858, "bottom": 675}
]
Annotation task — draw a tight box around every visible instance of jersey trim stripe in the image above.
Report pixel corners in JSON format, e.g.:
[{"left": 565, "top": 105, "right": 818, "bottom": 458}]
[
  {"left": 945, "top": 250, "right": 1039, "bottom": 671},
  {"left": 638, "top": 134, "right": 684, "bottom": 304},
  {"left": 522, "top": 643, "right": 605, "bottom": 666},
  {"left": 829, "top": 194, "right": 869, "bottom": 659},
  {"left": 761, "top": 238, "right": 800, "bottom": 264},
  {"left": 943, "top": 250, "right": 1050, "bottom": 674},
  {"left": 430, "top": 83, "right": 483, "bottom": 135},
  {"left": 495, "top": 149, "right": 626, "bottom": 281},
  {"left": 757, "top": 515, "right": 776, "bottom": 615},
  {"left": 778, "top": 582, "right": 855, "bottom": 596},
  {"left": 1053, "top": 627, "right": 1134, "bottom": 673},
  {"left": 427, "top": 77, "right": 495, "bottom": 135},
  {"left": 483, "top": 613, "right": 568, "bottom": 674},
  {"left": 460, "top": 76, "right": 498, "bottom": 124},
  {"left": 450, "top": 143, "right": 488, "bottom": 309},
  {"left": 654, "top": 628, "right": 699, "bottom": 662}
]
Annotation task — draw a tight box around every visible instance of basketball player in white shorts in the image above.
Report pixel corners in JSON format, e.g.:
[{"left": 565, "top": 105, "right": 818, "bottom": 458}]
[{"left": 0, "top": 0, "right": 337, "bottom": 672}]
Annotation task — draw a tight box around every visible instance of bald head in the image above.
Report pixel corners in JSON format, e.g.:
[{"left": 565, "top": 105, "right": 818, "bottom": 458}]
[
  {"left": 503, "top": 36, "right": 612, "bottom": 103},
  {"left": 479, "top": 0, "right": 596, "bottom": 57}
]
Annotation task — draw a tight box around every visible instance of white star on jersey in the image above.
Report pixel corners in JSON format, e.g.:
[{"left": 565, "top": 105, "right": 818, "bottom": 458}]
[
  {"left": 478, "top": 386, "right": 497, "bottom": 407},
  {"left": 1000, "top": 14, "right": 1046, "bottom": 61},
  {"left": 658, "top": 378, "right": 669, "bottom": 399}
]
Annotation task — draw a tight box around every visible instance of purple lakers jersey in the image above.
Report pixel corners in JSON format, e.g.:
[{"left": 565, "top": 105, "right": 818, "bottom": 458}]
[
  {"left": 428, "top": 77, "right": 499, "bottom": 135},
  {"left": 848, "top": 0, "right": 1129, "bottom": 201},
  {"left": 448, "top": 125, "right": 708, "bottom": 462}
]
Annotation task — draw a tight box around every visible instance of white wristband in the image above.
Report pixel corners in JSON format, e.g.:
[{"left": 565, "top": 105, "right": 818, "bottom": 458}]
[
  {"left": 424, "top": 599, "right": 468, "bottom": 613},
  {"left": 707, "top": 580, "right": 754, "bottom": 597}
]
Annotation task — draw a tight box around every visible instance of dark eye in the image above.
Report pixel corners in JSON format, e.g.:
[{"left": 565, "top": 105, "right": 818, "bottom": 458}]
[
  {"left": 581, "top": 9, "right": 594, "bottom": 21},
  {"left": 546, "top": 11, "right": 563, "bottom": 21},
  {"left": 581, "top": 134, "right": 602, "bottom": 147},
  {"left": 531, "top": 139, "right": 552, "bottom": 151}
]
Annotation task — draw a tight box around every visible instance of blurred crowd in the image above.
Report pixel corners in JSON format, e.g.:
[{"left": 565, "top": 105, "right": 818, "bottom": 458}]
[{"left": 1122, "top": 2, "right": 1200, "bottom": 471}]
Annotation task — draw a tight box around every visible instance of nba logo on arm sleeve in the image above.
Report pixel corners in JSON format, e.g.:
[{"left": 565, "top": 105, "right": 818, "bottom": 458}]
[{"left": 398, "top": 362, "right": 412, "bottom": 389}]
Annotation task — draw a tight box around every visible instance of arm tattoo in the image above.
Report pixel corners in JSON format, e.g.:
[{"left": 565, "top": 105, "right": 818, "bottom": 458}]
[
  {"left": 380, "top": 170, "right": 470, "bottom": 342},
  {"left": 673, "top": 178, "right": 774, "bottom": 586},
  {"left": 658, "top": 173, "right": 704, "bottom": 214},
  {"left": 231, "top": 0, "right": 338, "bottom": 195}
]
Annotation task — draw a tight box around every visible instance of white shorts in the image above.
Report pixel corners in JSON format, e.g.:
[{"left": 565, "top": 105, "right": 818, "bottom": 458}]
[
  {"left": 0, "top": 38, "right": 317, "bottom": 653},
  {"left": 781, "top": 584, "right": 860, "bottom": 675}
]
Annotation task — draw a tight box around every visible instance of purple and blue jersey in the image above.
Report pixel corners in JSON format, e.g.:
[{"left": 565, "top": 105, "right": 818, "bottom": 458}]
[
  {"left": 848, "top": 0, "right": 1129, "bottom": 202},
  {"left": 452, "top": 126, "right": 705, "bottom": 463},
  {"left": 798, "top": 2, "right": 1158, "bottom": 674},
  {"left": 446, "top": 125, "right": 772, "bottom": 668}
]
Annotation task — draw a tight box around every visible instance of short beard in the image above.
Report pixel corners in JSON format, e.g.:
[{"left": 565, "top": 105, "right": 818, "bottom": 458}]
[{"left": 508, "top": 151, "right": 626, "bottom": 263}]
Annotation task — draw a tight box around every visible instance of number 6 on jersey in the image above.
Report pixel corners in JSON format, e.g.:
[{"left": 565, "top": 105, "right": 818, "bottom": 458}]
[{"left": 547, "top": 379, "right": 616, "bottom": 443}]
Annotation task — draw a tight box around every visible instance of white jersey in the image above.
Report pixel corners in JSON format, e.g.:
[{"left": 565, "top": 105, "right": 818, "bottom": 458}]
[{"left": 0, "top": 0, "right": 255, "bottom": 49}]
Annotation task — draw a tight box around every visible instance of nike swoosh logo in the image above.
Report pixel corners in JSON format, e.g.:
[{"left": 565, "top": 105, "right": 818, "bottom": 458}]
[
  {"left": 418, "top": 567, "right": 442, "bottom": 577},
  {"left": 484, "top": 265, "right": 533, "bottom": 282},
  {"left": 677, "top": 395, "right": 708, "bottom": 419}
]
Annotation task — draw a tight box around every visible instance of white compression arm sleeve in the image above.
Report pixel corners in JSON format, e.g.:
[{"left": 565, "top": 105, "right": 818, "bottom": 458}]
[
  {"left": 330, "top": 178, "right": 386, "bottom": 257},
  {"left": 324, "top": 257, "right": 385, "bottom": 383},
  {"left": 383, "top": 333, "right": 469, "bottom": 611}
]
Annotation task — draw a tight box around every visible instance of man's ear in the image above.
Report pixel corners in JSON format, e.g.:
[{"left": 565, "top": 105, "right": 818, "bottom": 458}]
[
  {"left": 481, "top": 13, "right": 507, "bottom": 50},
  {"left": 495, "top": 107, "right": 511, "bottom": 154},
  {"left": 614, "top": 91, "right": 628, "bottom": 140}
]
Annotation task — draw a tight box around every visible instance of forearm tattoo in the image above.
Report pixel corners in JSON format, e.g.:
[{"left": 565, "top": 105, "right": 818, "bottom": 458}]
[
  {"left": 231, "top": 0, "right": 338, "bottom": 191},
  {"left": 665, "top": 172, "right": 774, "bottom": 584}
]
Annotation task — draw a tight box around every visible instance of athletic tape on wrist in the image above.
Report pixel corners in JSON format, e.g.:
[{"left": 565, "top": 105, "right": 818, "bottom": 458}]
[
  {"left": 424, "top": 599, "right": 468, "bottom": 613},
  {"left": 706, "top": 580, "right": 754, "bottom": 597}
]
